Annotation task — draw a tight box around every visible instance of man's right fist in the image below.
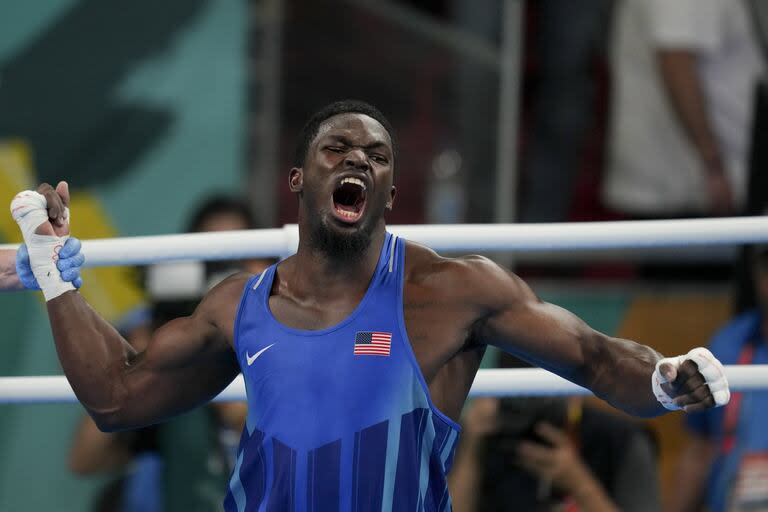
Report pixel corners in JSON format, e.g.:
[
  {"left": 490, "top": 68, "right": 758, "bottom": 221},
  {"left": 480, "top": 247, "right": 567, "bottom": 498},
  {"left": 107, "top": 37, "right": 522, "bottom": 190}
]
[
  {"left": 11, "top": 182, "right": 70, "bottom": 238},
  {"left": 10, "top": 182, "right": 76, "bottom": 301},
  {"left": 652, "top": 347, "right": 730, "bottom": 412}
]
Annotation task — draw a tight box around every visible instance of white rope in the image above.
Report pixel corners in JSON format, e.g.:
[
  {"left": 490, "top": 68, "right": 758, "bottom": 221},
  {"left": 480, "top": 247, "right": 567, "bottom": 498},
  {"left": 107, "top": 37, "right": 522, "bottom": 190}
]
[
  {"left": 2, "top": 217, "right": 768, "bottom": 266},
  {"left": 2, "top": 218, "right": 766, "bottom": 404},
  {"left": 1, "top": 366, "right": 766, "bottom": 404}
]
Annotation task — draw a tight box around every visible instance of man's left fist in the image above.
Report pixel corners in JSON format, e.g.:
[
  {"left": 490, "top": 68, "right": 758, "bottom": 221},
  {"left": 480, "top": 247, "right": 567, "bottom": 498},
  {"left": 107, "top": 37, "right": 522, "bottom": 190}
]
[{"left": 652, "top": 347, "right": 730, "bottom": 412}]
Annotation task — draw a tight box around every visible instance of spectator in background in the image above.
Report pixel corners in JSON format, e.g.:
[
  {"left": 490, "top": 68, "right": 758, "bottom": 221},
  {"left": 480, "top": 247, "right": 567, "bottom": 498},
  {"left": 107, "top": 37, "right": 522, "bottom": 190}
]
[
  {"left": 69, "top": 194, "right": 274, "bottom": 512},
  {"left": 520, "top": 0, "right": 611, "bottom": 223},
  {"left": 603, "top": 0, "right": 764, "bottom": 218},
  {"left": 448, "top": 355, "right": 661, "bottom": 512},
  {"left": 669, "top": 245, "right": 768, "bottom": 512}
]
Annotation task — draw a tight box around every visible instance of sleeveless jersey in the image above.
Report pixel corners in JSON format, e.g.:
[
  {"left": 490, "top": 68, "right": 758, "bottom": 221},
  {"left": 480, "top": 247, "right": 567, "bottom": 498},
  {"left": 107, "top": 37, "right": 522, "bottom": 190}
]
[{"left": 223, "top": 233, "right": 461, "bottom": 512}]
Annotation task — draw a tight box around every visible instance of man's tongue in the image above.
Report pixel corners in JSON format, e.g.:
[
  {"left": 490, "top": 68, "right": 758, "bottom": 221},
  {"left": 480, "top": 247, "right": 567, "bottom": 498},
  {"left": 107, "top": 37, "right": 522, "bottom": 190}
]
[
  {"left": 333, "top": 183, "right": 365, "bottom": 221},
  {"left": 336, "top": 202, "right": 357, "bottom": 213},
  {"left": 334, "top": 199, "right": 361, "bottom": 220}
]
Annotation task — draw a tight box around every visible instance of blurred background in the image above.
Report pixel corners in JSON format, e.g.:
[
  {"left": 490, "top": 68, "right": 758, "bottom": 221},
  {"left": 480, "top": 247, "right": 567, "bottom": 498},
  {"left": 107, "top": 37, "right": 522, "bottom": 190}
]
[{"left": 1, "top": 0, "right": 767, "bottom": 510}]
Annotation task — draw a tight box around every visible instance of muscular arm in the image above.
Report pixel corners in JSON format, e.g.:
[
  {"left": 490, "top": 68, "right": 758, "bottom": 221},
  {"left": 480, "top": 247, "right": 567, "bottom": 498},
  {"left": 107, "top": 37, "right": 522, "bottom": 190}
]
[
  {"left": 47, "top": 275, "right": 245, "bottom": 431},
  {"left": 463, "top": 257, "right": 665, "bottom": 417},
  {"left": 0, "top": 249, "right": 22, "bottom": 290}
]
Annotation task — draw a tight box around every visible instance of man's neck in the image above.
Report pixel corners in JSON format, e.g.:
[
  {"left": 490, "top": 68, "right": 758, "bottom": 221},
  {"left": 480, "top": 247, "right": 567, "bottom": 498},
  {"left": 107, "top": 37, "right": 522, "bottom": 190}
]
[{"left": 290, "top": 226, "right": 386, "bottom": 298}]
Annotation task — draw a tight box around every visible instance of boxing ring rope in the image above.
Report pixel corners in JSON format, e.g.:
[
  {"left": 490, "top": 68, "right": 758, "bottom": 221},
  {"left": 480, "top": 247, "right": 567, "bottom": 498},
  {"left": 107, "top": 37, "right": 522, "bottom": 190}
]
[
  {"left": 2, "top": 366, "right": 768, "bottom": 404},
  {"left": 2, "top": 216, "right": 768, "bottom": 265},
  {"left": 2, "top": 216, "right": 768, "bottom": 403}
]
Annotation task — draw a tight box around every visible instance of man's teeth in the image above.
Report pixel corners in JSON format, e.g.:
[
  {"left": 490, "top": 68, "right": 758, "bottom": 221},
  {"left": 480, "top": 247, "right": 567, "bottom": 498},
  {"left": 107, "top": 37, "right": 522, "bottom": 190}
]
[
  {"left": 341, "top": 177, "right": 366, "bottom": 190},
  {"left": 336, "top": 207, "right": 359, "bottom": 218}
]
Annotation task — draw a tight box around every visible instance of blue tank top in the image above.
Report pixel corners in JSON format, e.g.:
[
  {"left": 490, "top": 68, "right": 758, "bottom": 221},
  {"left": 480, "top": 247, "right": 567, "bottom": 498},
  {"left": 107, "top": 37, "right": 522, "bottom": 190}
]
[{"left": 223, "top": 233, "right": 461, "bottom": 512}]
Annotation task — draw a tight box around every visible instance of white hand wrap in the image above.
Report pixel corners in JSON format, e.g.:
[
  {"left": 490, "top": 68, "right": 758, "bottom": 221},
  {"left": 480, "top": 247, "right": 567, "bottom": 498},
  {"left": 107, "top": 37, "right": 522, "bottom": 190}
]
[
  {"left": 651, "top": 347, "right": 730, "bottom": 411},
  {"left": 10, "top": 190, "right": 74, "bottom": 301}
]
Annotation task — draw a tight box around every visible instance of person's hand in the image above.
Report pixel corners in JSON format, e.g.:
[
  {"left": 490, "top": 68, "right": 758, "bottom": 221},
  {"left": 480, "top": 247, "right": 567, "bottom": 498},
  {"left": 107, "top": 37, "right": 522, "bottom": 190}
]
[
  {"left": 516, "top": 422, "right": 592, "bottom": 493},
  {"left": 10, "top": 181, "right": 76, "bottom": 301},
  {"left": 32, "top": 181, "right": 70, "bottom": 236},
  {"left": 652, "top": 347, "right": 730, "bottom": 412},
  {"left": 462, "top": 397, "right": 501, "bottom": 440},
  {"left": 16, "top": 238, "right": 84, "bottom": 290},
  {"left": 706, "top": 171, "right": 734, "bottom": 215}
]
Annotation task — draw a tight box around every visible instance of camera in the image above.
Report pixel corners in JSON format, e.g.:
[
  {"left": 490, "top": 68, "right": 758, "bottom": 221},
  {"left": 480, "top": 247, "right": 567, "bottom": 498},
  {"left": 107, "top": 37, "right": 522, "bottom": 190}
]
[
  {"left": 480, "top": 397, "right": 570, "bottom": 510},
  {"left": 493, "top": 396, "right": 568, "bottom": 446}
]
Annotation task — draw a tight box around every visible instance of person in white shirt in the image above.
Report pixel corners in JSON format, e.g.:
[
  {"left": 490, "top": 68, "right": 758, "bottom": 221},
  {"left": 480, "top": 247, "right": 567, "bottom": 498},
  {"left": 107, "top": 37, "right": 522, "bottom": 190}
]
[{"left": 604, "top": 0, "right": 764, "bottom": 217}]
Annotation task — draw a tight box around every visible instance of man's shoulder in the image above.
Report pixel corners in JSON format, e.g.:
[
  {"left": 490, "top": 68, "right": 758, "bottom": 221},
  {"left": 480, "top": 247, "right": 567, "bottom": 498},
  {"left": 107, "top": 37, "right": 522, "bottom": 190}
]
[
  {"left": 403, "top": 241, "right": 518, "bottom": 305},
  {"left": 404, "top": 241, "right": 496, "bottom": 280},
  {"left": 210, "top": 271, "right": 254, "bottom": 293},
  {"left": 198, "top": 272, "right": 254, "bottom": 312}
]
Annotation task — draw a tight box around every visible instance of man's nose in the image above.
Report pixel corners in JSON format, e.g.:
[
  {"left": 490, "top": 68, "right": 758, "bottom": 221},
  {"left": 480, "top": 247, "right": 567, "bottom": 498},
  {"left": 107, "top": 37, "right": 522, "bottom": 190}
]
[{"left": 344, "top": 149, "right": 370, "bottom": 171}]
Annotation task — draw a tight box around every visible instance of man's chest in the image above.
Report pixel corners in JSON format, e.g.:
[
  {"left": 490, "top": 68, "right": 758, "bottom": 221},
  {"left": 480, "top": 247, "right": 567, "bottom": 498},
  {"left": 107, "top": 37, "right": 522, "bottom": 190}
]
[
  {"left": 401, "top": 284, "right": 478, "bottom": 380},
  {"left": 265, "top": 286, "right": 474, "bottom": 371}
]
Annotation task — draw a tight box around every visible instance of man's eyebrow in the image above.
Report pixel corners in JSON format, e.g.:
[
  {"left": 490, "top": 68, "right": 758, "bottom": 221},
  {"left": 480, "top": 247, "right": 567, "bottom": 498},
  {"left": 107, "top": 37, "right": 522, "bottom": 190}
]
[{"left": 326, "top": 135, "right": 391, "bottom": 152}]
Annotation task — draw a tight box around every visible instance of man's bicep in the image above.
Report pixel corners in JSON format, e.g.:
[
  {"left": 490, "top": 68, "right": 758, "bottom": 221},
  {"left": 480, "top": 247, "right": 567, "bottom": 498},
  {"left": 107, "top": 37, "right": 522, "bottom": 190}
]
[
  {"left": 469, "top": 262, "right": 663, "bottom": 415},
  {"left": 140, "top": 314, "right": 225, "bottom": 371},
  {"left": 136, "top": 273, "right": 244, "bottom": 374},
  {"left": 109, "top": 313, "right": 238, "bottom": 429},
  {"left": 481, "top": 296, "right": 595, "bottom": 375},
  {"left": 464, "top": 260, "right": 598, "bottom": 376}
]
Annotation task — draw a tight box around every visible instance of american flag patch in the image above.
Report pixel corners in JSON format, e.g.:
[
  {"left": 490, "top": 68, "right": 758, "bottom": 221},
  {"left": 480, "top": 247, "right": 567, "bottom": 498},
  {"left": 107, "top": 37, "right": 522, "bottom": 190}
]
[{"left": 353, "top": 331, "right": 392, "bottom": 356}]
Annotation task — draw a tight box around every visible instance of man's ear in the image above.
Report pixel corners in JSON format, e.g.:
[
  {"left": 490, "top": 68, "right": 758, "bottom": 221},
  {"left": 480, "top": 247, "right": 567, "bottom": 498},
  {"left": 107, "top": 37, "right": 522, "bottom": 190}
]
[
  {"left": 289, "top": 167, "right": 303, "bottom": 193},
  {"left": 386, "top": 185, "right": 397, "bottom": 210}
]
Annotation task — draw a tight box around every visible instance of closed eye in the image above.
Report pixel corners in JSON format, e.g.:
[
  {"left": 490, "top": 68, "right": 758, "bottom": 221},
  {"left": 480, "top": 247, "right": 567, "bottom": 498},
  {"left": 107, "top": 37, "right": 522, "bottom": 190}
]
[{"left": 370, "top": 154, "right": 388, "bottom": 164}]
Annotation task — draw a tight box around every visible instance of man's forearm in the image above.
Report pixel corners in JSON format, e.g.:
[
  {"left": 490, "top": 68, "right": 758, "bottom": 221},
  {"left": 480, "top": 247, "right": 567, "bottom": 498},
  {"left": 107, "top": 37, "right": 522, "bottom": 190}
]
[
  {"left": 47, "top": 291, "right": 137, "bottom": 418},
  {"left": 657, "top": 50, "right": 723, "bottom": 174},
  {"left": 585, "top": 334, "right": 665, "bottom": 417}
]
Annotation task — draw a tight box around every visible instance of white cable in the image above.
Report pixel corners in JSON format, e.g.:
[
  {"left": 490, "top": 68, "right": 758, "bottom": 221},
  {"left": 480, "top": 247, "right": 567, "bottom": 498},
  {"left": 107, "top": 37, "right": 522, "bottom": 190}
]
[
  {"left": 2, "top": 217, "right": 768, "bottom": 266},
  {"left": 1, "top": 366, "right": 766, "bottom": 404}
]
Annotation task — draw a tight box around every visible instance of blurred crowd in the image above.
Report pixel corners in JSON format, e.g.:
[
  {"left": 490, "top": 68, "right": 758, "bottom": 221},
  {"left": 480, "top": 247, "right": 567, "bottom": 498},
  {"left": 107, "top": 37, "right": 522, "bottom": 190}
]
[
  {"left": 516, "top": 0, "right": 766, "bottom": 225},
  {"left": 518, "top": 0, "right": 764, "bottom": 224}
]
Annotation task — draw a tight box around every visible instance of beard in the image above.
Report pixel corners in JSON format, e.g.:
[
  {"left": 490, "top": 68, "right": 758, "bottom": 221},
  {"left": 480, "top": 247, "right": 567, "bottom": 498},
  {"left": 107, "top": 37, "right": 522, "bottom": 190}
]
[{"left": 307, "top": 210, "right": 378, "bottom": 262}]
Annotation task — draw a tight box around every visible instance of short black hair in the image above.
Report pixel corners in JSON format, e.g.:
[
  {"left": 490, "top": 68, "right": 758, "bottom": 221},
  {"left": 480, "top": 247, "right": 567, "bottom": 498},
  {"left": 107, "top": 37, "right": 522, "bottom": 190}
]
[
  {"left": 186, "top": 195, "right": 258, "bottom": 233},
  {"left": 293, "top": 99, "right": 397, "bottom": 168}
]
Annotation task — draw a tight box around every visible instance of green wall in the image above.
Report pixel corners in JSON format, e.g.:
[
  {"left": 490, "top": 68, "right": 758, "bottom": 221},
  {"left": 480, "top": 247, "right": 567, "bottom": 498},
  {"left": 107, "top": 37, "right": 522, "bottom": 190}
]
[{"left": 0, "top": 1, "right": 245, "bottom": 510}]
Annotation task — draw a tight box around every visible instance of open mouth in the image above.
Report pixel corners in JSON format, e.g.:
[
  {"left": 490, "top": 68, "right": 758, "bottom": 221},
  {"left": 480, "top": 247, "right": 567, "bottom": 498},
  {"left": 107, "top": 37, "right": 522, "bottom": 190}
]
[{"left": 332, "top": 177, "right": 367, "bottom": 224}]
